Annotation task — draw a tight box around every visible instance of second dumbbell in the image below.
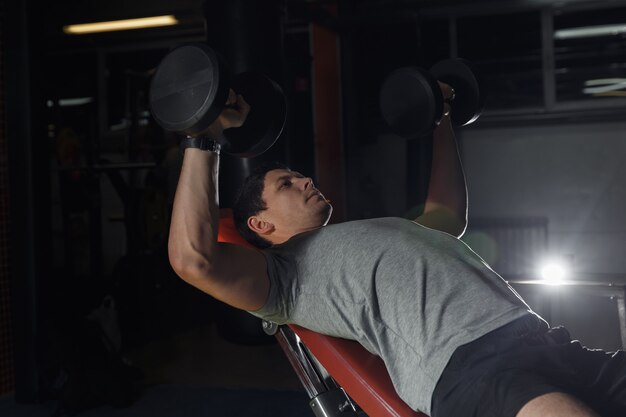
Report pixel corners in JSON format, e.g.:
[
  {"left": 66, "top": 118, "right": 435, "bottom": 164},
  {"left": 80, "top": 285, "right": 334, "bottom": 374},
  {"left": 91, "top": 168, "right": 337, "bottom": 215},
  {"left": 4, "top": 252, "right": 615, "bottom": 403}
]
[{"left": 379, "top": 58, "right": 485, "bottom": 138}]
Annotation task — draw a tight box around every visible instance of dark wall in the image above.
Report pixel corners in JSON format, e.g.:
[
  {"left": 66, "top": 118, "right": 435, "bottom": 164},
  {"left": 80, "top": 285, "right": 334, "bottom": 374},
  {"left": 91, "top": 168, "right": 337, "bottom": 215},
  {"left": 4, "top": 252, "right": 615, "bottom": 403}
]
[
  {"left": 5, "top": 0, "right": 50, "bottom": 402},
  {"left": 0, "top": 0, "right": 15, "bottom": 398}
]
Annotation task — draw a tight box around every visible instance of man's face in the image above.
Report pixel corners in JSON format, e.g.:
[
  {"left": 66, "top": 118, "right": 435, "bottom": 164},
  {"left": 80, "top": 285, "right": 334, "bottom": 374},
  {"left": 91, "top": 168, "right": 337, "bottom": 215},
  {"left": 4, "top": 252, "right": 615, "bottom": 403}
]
[{"left": 258, "top": 169, "right": 333, "bottom": 237}]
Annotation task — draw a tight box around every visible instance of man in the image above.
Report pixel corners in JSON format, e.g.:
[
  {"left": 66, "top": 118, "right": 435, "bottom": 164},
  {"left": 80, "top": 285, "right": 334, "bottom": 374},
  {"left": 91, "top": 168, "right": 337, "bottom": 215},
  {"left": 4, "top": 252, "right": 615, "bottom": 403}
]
[{"left": 168, "top": 87, "right": 625, "bottom": 417}]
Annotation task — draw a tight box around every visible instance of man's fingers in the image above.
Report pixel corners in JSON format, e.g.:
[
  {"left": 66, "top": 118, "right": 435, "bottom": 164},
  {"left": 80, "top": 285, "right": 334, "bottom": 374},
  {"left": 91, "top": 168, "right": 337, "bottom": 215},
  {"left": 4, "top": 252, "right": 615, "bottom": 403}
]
[
  {"left": 218, "top": 94, "right": 251, "bottom": 129},
  {"left": 237, "top": 94, "right": 251, "bottom": 118},
  {"left": 225, "top": 89, "right": 237, "bottom": 106},
  {"left": 437, "top": 81, "right": 455, "bottom": 102},
  {"left": 437, "top": 81, "right": 453, "bottom": 118}
]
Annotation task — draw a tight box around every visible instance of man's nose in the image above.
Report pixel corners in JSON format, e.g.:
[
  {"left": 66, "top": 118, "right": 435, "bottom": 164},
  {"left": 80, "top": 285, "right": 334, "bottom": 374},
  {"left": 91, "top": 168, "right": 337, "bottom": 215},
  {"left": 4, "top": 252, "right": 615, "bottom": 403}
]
[{"left": 299, "top": 177, "right": 314, "bottom": 190}]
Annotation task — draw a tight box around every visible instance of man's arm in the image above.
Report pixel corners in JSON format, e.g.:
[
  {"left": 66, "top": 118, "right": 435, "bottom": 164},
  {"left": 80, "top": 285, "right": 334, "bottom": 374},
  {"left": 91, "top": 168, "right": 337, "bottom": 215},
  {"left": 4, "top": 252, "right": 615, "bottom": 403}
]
[
  {"left": 414, "top": 84, "right": 468, "bottom": 238},
  {"left": 168, "top": 94, "right": 270, "bottom": 311}
]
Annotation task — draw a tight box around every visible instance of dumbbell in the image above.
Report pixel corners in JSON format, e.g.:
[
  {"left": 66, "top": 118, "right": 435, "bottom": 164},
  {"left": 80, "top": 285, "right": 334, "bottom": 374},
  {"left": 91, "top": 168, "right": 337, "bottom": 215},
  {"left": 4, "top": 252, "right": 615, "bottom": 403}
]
[
  {"left": 379, "top": 58, "right": 485, "bottom": 138},
  {"left": 149, "top": 43, "right": 286, "bottom": 158}
]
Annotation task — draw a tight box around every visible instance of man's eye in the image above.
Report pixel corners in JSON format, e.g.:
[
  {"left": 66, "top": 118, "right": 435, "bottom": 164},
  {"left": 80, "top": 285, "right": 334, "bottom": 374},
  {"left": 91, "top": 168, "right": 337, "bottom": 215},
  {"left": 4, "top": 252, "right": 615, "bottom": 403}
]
[{"left": 280, "top": 180, "right": 292, "bottom": 189}]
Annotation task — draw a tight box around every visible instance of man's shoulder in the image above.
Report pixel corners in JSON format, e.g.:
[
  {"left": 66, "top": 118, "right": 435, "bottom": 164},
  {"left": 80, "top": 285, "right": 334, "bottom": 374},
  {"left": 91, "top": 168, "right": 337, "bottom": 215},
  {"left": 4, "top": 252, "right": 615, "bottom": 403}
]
[
  {"left": 309, "top": 217, "right": 422, "bottom": 242},
  {"left": 267, "top": 217, "right": 421, "bottom": 253},
  {"left": 326, "top": 216, "right": 416, "bottom": 227}
]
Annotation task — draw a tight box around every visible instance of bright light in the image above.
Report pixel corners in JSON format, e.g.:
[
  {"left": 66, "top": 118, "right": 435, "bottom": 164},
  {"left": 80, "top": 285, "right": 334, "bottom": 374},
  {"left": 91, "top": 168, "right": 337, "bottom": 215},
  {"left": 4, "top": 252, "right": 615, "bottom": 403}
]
[
  {"left": 538, "top": 260, "right": 569, "bottom": 285},
  {"left": 554, "top": 24, "right": 626, "bottom": 40},
  {"left": 63, "top": 15, "right": 178, "bottom": 35},
  {"left": 582, "top": 79, "right": 626, "bottom": 96}
]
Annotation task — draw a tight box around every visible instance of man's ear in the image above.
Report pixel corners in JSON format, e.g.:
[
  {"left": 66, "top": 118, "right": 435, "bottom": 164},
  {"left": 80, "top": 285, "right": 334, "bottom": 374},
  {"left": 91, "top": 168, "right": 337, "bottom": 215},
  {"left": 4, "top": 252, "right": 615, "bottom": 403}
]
[{"left": 248, "top": 216, "right": 274, "bottom": 236}]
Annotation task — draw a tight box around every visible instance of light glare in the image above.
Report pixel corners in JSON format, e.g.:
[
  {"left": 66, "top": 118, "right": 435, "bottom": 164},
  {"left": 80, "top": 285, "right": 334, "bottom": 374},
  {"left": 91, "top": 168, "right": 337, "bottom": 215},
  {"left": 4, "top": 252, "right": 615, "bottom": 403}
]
[
  {"left": 63, "top": 15, "right": 178, "bottom": 35},
  {"left": 538, "top": 260, "right": 569, "bottom": 285}
]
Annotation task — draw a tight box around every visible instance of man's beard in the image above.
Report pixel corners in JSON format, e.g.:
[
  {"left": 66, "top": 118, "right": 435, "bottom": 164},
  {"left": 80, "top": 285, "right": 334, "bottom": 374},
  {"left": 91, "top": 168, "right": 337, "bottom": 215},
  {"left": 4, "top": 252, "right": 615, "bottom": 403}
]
[{"left": 320, "top": 201, "right": 333, "bottom": 226}]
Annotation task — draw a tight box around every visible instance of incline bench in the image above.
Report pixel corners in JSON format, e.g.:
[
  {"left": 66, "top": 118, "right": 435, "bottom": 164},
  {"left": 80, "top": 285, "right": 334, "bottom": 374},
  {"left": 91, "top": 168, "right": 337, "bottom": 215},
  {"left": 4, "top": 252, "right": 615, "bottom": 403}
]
[{"left": 218, "top": 210, "right": 426, "bottom": 417}]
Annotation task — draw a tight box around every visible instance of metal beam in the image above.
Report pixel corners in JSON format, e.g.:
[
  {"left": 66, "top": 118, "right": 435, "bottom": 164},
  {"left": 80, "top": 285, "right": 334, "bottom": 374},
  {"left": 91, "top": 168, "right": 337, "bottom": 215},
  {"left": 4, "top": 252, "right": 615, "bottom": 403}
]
[{"left": 541, "top": 9, "right": 556, "bottom": 110}]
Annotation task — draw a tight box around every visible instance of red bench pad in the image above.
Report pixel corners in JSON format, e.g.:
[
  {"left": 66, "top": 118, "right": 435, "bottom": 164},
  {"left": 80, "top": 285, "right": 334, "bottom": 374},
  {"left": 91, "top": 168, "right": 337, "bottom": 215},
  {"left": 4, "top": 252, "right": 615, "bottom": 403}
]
[{"left": 291, "top": 324, "right": 427, "bottom": 417}]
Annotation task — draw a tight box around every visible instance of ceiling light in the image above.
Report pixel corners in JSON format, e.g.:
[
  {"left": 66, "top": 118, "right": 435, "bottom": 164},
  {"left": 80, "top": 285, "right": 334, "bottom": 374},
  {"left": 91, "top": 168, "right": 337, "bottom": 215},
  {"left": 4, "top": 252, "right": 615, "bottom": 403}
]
[
  {"left": 58, "top": 97, "right": 94, "bottom": 107},
  {"left": 554, "top": 24, "right": 626, "bottom": 40},
  {"left": 63, "top": 15, "right": 178, "bottom": 35},
  {"left": 583, "top": 79, "right": 626, "bottom": 96}
]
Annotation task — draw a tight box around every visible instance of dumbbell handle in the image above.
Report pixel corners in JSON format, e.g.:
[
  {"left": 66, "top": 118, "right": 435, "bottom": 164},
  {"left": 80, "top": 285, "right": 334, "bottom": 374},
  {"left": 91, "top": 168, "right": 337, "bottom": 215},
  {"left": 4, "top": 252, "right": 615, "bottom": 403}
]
[{"left": 431, "top": 59, "right": 483, "bottom": 128}]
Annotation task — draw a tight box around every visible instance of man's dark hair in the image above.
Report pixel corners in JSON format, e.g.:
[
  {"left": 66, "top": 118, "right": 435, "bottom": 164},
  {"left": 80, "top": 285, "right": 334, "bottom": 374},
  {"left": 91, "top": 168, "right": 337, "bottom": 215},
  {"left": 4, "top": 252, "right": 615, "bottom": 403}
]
[{"left": 233, "top": 161, "right": 290, "bottom": 249}]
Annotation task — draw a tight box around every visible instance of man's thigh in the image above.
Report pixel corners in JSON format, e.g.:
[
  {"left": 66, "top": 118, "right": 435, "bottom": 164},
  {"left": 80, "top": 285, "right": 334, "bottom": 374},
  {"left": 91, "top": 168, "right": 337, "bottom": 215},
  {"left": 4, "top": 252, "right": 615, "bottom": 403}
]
[{"left": 516, "top": 392, "right": 600, "bottom": 417}]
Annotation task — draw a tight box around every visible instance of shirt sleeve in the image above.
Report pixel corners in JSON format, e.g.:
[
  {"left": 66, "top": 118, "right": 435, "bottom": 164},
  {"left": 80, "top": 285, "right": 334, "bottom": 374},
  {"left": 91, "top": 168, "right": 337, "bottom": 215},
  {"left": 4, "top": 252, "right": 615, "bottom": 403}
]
[{"left": 246, "top": 249, "right": 291, "bottom": 324}]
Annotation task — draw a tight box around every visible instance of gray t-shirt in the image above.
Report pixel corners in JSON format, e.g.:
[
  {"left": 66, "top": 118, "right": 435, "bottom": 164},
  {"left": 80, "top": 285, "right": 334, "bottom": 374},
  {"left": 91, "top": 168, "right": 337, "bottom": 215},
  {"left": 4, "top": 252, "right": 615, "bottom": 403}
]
[{"left": 250, "top": 217, "right": 533, "bottom": 414}]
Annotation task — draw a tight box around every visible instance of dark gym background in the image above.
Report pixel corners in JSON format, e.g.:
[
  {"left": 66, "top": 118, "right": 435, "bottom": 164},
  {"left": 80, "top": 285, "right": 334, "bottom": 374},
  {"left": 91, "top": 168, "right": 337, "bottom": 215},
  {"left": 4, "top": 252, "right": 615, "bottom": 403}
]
[{"left": 2, "top": 0, "right": 626, "bottom": 416}]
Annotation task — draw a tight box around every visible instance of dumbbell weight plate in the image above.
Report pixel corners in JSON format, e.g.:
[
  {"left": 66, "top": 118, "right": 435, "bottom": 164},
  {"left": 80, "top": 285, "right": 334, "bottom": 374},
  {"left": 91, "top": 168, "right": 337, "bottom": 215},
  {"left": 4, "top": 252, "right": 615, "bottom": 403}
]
[
  {"left": 149, "top": 43, "right": 231, "bottom": 135},
  {"left": 380, "top": 67, "right": 444, "bottom": 138},
  {"left": 430, "top": 58, "right": 484, "bottom": 127},
  {"left": 224, "top": 72, "right": 287, "bottom": 158}
]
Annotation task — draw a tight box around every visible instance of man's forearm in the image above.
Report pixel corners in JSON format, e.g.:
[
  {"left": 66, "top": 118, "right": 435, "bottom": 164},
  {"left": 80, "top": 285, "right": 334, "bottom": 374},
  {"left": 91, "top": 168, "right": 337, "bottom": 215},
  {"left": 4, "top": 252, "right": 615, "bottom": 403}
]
[
  {"left": 422, "top": 116, "right": 468, "bottom": 235},
  {"left": 429, "top": 116, "right": 467, "bottom": 210},
  {"left": 168, "top": 149, "right": 221, "bottom": 279}
]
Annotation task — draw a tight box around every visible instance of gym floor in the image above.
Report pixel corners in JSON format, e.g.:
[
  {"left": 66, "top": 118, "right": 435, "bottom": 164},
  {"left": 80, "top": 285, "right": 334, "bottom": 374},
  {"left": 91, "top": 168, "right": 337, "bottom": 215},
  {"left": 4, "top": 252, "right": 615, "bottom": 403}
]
[{"left": 1, "top": 324, "right": 315, "bottom": 416}]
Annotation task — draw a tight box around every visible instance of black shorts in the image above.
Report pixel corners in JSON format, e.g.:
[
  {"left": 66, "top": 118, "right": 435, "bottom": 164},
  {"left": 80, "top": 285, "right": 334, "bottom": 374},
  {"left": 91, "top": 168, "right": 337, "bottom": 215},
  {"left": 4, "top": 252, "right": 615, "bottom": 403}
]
[{"left": 430, "top": 314, "right": 626, "bottom": 417}]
